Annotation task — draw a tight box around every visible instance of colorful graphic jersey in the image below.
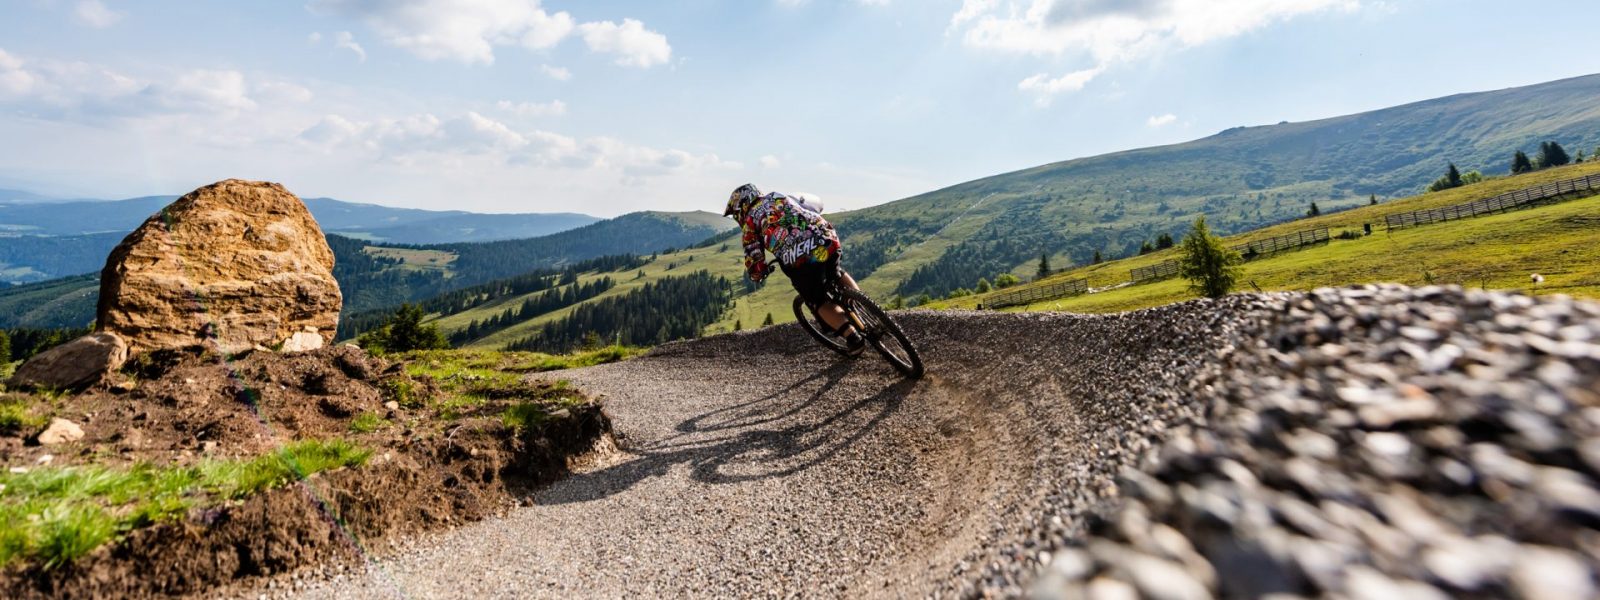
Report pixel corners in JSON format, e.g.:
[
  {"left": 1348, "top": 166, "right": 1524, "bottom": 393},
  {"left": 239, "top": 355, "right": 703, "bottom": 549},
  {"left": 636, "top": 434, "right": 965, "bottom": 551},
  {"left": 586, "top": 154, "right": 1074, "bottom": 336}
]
[{"left": 739, "top": 192, "right": 841, "bottom": 282}]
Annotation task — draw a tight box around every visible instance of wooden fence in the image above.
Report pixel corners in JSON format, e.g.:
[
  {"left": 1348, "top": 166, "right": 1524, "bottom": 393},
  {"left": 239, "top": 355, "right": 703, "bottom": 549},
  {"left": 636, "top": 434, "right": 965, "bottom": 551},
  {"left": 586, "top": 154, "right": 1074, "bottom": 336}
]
[
  {"left": 1385, "top": 173, "right": 1600, "bottom": 229},
  {"left": 1130, "top": 226, "right": 1329, "bottom": 284},
  {"left": 987, "top": 277, "right": 1088, "bottom": 308},
  {"left": 1230, "top": 227, "right": 1329, "bottom": 257},
  {"left": 1130, "top": 260, "right": 1180, "bottom": 283}
]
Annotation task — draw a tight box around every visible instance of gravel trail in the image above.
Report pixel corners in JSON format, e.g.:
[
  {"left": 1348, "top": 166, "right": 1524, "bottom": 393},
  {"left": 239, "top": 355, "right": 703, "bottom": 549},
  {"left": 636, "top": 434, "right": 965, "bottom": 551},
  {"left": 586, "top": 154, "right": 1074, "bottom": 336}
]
[{"left": 276, "top": 285, "right": 1600, "bottom": 599}]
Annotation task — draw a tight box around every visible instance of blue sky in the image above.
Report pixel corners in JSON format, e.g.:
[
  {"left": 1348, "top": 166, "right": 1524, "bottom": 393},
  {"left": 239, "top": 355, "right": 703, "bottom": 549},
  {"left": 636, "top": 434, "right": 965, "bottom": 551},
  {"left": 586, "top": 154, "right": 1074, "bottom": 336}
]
[{"left": 2, "top": 0, "right": 1599, "bottom": 216}]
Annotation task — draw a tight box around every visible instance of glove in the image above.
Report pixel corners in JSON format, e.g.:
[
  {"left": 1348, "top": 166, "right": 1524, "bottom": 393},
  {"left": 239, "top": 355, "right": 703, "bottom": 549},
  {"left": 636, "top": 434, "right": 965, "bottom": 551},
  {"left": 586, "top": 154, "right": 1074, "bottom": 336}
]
[{"left": 748, "top": 260, "right": 773, "bottom": 283}]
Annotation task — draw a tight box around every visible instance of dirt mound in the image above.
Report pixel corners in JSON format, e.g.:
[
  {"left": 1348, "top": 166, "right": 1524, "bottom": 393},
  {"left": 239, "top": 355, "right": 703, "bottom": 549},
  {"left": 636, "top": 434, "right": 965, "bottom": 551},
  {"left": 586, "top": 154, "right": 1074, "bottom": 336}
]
[{"left": 0, "top": 346, "right": 611, "bottom": 599}]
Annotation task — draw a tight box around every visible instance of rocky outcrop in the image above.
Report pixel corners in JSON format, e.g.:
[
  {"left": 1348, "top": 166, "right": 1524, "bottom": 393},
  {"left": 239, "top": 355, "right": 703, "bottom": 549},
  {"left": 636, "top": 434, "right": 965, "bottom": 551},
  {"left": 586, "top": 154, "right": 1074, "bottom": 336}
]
[
  {"left": 8, "top": 332, "right": 128, "bottom": 390},
  {"left": 96, "top": 179, "right": 341, "bottom": 355}
]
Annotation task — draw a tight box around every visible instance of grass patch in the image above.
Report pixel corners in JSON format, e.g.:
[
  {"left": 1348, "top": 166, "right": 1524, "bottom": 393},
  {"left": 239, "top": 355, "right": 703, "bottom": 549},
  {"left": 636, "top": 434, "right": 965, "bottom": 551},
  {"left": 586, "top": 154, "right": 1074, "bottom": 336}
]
[
  {"left": 501, "top": 402, "right": 550, "bottom": 431},
  {"left": 0, "top": 396, "right": 48, "bottom": 434},
  {"left": 348, "top": 412, "right": 391, "bottom": 434},
  {"left": 0, "top": 439, "right": 370, "bottom": 569},
  {"left": 393, "top": 349, "right": 604, "bottom": 421}
]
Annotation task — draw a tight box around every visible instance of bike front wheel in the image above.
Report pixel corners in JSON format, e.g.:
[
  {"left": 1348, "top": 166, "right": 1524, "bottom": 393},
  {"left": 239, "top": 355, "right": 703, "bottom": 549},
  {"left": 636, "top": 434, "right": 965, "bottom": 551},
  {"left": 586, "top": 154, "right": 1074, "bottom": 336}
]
[{"left": 839, "top": 288, "right": 924, "bottom": 379}]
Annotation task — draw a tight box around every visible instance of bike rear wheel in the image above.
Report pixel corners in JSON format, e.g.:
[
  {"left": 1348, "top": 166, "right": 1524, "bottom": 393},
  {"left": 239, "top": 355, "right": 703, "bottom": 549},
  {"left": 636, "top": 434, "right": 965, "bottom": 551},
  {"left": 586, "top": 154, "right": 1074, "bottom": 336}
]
[
  {"left": 792, "top": 295, "right": 854, "bottom": 356},
  {"left": 839, "top": 288, "right": 924, "bottom": 379}
]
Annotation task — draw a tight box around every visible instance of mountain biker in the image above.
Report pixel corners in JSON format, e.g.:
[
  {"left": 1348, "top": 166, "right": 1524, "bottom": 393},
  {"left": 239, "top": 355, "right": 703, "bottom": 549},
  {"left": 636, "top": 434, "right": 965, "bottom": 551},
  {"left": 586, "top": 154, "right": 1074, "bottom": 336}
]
[{"left": 723, "top": 183, "right": 866, "bottom": 355}]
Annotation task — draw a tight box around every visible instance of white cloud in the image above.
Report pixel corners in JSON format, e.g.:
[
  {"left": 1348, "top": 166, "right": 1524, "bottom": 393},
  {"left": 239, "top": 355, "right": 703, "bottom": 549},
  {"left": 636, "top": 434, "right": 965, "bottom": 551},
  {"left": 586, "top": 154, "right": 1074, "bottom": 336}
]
[
  {"left": 1146, "top": 113, "right": 1177, "bottom": 127},
  {"left": 0, "top": 49, "right": 750, "bottom": 215},
  {"left": 952, "top": 0, "right": 1357, "bottom": 59},
  {"left": 954, "top": 0, "right": 1358, "bottom": 101},
  {"left": 73, "top": 0, "right": 124, "bottom": 28},
  {"left": 0, "top": 50, "right": 284, "bottom": 118},
  {"left": 308, "top": 0, "right": 576, "bottom": 64},
  {"left": 1017, "top": 66, "right": 1102, "bottom": 105},
  {"left": 146, "top": 70, "right": 258, "bottom": 113},
  {"left": 0, "top": 49, "right": 37, "bottom": 96},
  {"left": 496, "top": 99, "right": 566, "bottom": 117},
  {"left": 299, "top": 109, "right": 736, "bottom": 183},
  {"left": 299, "top": 114, "right": 364, "bottom": 146},
  {"left": 578, "top": 19, "right": 671, "bottom": 68},
  {"left": 255, "top": 80, "right": 315, "bottom": 104},
  {"left": 335, "top": 31, "right": 367, "bottom": 63},
  {"left": 759, "top": 155, "right": 781, "bottom": 169},
  {"left": 0, "top": 50, "right": 140, "bottom": 111},
  {"left": 539, "top": 64, "right": 571, "bottom": 81},
  {"left": 308, "top": 32, "right": 324, "bottom": 45}
]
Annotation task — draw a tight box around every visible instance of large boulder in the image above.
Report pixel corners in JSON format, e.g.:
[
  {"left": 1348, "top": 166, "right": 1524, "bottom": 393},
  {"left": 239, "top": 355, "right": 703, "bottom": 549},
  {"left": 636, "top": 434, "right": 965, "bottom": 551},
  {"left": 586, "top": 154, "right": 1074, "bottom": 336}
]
[
  {"left": 9, "top": 332, "right": 129, "bottom": 390},
  {"left": 96, "top": 179, "right": 342, "bottom": 355}
]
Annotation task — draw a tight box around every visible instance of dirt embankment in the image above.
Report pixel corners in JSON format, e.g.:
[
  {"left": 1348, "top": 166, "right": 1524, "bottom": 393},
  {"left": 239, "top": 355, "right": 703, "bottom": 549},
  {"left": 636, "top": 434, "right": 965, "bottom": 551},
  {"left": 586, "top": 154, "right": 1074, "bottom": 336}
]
[{"left": 0, "top": 345, "right": 611, "bottom": 599}]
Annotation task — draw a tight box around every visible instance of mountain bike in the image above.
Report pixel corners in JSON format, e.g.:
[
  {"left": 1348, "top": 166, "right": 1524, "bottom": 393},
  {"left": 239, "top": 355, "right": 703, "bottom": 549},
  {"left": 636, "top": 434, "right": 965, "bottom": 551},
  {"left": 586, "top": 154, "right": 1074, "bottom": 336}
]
[{"left": 781, "top": 262, "right": 924, "bottom": 379}]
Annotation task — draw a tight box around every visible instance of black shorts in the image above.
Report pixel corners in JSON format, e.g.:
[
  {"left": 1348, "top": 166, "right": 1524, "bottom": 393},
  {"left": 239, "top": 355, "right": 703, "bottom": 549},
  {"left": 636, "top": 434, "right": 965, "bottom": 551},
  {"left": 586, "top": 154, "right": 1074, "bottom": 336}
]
[{"left": 782, "top": 255, "right": 842, "bottom": 308}]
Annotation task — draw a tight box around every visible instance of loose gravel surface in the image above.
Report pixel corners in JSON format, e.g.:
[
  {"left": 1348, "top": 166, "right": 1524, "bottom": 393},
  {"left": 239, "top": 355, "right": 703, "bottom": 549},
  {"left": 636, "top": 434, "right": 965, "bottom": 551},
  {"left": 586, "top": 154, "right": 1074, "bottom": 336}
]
[{"left": 271, "top": 285, "right": 1600, "bottom": 599}]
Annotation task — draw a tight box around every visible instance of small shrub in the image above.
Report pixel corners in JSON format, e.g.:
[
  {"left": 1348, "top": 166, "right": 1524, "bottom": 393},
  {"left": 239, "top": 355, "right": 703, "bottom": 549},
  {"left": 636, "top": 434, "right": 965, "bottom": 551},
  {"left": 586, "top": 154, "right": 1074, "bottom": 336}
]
[
  {"left": 1178, "top": 215, "right": 1243, "bottom": 299},
  {"left": 379, "top": 377, "right": 421, "bottom": 408},
  {"left": 1336, "top": 230, "right": 1363, "bottom": 240},
  {"left": 358, "top": 304, "right": 449, "bottom": 354}
]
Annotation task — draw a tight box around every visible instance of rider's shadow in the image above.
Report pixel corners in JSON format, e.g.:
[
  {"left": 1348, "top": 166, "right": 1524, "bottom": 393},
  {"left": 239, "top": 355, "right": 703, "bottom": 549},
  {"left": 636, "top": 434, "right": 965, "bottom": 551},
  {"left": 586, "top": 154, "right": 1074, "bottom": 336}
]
[{"left": 535, "top": 361, "right": 915, "bottom": 505}]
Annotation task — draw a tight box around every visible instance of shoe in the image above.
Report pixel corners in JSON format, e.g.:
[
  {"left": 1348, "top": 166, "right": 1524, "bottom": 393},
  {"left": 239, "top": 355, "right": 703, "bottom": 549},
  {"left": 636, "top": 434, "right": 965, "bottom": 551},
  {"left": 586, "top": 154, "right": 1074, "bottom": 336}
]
[{"left": 844, "top": 334, "right": 866, "bottom": 357}]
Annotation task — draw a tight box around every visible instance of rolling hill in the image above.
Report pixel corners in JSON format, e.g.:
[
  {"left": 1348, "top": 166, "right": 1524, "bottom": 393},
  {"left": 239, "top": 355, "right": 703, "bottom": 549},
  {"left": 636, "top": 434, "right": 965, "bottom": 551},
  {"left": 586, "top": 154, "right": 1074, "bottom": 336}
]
[
  {"left": 831, "top": 73, "right": 1600, "bottom": 300},
  {"left": 930, "top": 160, "right": 1600, "bottom": 314}
]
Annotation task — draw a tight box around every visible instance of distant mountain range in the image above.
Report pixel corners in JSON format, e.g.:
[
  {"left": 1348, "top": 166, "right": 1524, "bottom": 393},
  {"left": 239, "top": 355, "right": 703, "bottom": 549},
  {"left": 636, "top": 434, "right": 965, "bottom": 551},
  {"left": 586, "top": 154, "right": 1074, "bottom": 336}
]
[
  {"left": 0, "top": 193, "right": 605, "bottom": 283},
  {"left": 0, "top": 188, "right": 62, "bottom": 204},
  {"left": 0, "top": 210, "right": 733, "bottom": 329}
]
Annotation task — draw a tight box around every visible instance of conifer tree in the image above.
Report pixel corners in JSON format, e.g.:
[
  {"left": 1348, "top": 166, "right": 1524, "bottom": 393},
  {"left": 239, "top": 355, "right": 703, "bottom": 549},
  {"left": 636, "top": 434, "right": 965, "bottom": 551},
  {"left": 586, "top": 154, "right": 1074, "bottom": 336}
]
[
  {"left": 1369, "top": 194, "right": 1378, "bottom": 205},
  {"left": 1512, "top": 151, "right": 1535, "bottom": 174},
  {"left": 1428, "top": 163, "right": 1465, "bottom": 192},
  {"left": 1092, "top": 250, "right": 1103, "bottom": 264},
  {"left": 1036, "top": 253, "right": 1051, "bottom": 278},
  {"left": 359, "top": 303, "right": 449, "bottom": 353},
  {"left": 1307, "top": 201, "right": 1321, "bottom": 217},
  {"left": 762, "top": 312, "right": 774, "bottom": 327},
  {"left": 1156, "top": 233, "right": 1175, "bottom": 250},
  {"left": 1178, "top": 216, "right": 1243, "bottom": 299},
  {"left": 1538, "top": 141, "right": 1571, "bottom": 168}
]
